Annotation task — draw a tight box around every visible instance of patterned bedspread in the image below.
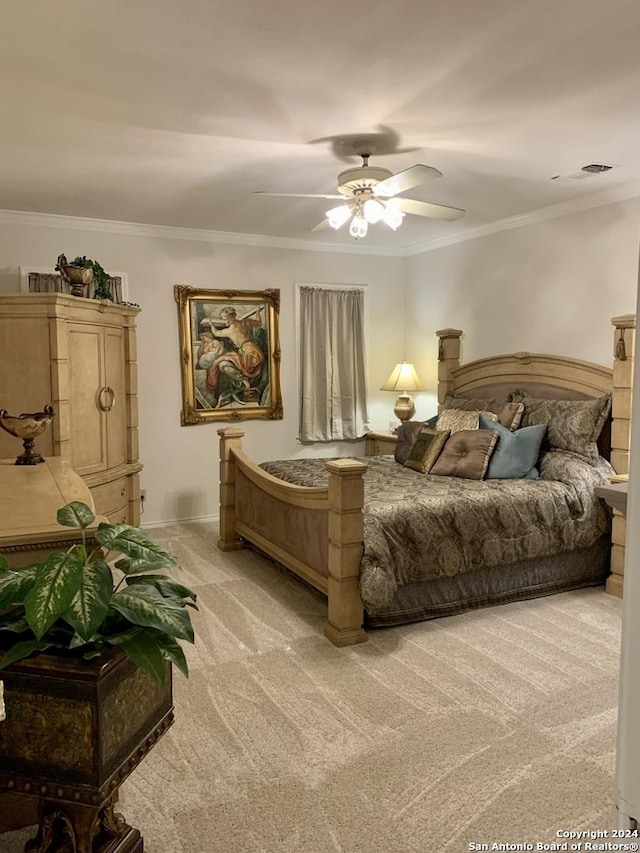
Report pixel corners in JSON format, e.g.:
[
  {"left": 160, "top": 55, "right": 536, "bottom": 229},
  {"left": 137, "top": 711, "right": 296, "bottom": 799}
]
[{"left": 260, "top": 452, "right": 613, "bottom": 614}]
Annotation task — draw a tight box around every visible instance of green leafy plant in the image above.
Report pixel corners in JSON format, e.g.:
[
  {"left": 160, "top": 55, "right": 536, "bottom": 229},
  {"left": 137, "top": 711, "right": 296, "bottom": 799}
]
[
  {"left": 71, "top": 255, "right": 113, "bottom": 300},
  {"left": 0, "top": 501, "right": 197, "bottom": 684}
]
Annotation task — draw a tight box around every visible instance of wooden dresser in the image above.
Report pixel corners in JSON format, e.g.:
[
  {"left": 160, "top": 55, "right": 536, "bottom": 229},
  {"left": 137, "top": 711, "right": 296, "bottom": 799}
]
[
  {"left": 0, "top": 293, "right": 142, "bottom": 525},
  {"left": 0, "top": 457, "right": 106, "bottom": 566}
]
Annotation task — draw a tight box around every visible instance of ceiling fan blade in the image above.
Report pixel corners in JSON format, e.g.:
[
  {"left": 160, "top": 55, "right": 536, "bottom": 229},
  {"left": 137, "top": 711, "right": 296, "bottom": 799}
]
[
  {"left": 374, "top": 164, "right": 442, "bottom": 198},
  {"left": 311, "top": 218, "right": 332, "bottom": 232},
  {"left": 254, "top": 192, "right": 344, "bottom": 199},
  {"left": 396, "top": 197, "right": 465, "bottom": 221}
]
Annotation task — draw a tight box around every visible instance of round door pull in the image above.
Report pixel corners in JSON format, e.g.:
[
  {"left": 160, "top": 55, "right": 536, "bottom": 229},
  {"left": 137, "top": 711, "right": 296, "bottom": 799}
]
[{"left": 97, "top": 387, "right": 116, "bottom": 412}]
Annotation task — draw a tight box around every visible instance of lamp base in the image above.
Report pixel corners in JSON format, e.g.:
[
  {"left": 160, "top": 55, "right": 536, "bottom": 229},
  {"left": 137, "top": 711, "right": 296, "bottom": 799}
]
[{"left": 393, "top": 394, "right": 415, "bottom": 424}]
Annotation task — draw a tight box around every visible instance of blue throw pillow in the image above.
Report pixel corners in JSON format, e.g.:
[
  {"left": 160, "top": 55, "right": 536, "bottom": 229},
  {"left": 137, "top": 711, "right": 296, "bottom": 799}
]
[
  {"left": 479, "top": 413, "right": 546, "bottom": 479},
  {"left": 424, "top": 414, "right": 439, "bottom": 429}
]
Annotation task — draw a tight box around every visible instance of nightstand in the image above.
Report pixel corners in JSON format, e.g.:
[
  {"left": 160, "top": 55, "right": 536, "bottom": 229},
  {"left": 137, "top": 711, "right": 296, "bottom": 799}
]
[
  {"left": 365, "top": 431, "right": 398, "bottom": 457},
  {"left": 597, "top": 473, "right": 628, "bottom": 599}
]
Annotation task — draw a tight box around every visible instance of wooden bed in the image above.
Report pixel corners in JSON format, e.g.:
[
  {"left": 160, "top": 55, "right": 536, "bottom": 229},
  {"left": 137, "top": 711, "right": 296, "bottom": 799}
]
[{"left": 218, "top": 315, "right": 635, "bottom": 646}]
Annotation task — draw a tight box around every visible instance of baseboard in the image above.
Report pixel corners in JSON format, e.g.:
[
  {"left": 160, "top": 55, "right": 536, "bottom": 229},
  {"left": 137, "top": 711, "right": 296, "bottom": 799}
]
[{"left": 141, "top": 514, "right": 219, "bottom": 530}]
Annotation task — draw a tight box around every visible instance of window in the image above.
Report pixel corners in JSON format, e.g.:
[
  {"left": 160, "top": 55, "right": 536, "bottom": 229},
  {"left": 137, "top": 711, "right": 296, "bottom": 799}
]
[{"left": 298, "top": 285, "right": 370, "bottom": 441}]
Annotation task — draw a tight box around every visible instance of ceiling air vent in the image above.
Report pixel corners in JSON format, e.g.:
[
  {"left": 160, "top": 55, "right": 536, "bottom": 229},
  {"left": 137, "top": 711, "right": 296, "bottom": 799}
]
[
  {"left": 550, "top": 164, "right": 615, "bottom": 180},
  {"left": 581, "top": 164, "right": 613, "bottom": 173}
]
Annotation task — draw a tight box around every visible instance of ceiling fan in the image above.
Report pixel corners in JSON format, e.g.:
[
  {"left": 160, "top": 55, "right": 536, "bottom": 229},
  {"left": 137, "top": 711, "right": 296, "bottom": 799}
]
[{"left": 255, "top": 153, "right": 465, "bottom": 238}]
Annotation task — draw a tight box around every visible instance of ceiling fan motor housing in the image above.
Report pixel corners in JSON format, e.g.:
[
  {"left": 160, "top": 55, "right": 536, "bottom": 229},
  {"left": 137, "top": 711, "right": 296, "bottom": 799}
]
[{"left": 337, "top": 165, "right": 394, "bottom": 196}]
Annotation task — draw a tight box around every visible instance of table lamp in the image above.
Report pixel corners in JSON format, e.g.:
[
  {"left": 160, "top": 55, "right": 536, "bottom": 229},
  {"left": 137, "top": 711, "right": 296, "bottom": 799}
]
[{"left": 380, "top": 362, "right": 425, "bottom": 426}]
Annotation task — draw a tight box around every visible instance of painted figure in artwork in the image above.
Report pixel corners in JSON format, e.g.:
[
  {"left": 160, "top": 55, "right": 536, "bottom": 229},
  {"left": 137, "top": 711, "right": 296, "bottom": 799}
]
[{"left": 196, "top": 305, "right": 268, "bottom": 408}]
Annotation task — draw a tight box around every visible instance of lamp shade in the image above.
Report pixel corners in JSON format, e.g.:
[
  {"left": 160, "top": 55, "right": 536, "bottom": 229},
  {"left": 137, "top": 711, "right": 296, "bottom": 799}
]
[{"left": 380, "top": 361, "right": 426, "bottom": 393}]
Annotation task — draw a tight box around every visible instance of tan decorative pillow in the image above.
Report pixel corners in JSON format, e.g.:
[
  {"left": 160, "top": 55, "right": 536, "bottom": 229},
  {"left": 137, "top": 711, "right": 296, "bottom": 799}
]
[
  {"left": 404, "top": 427, "right": 451, "bottom": 474},
  {"left": 431, "top": 429, "right": 499, "bottom": 479},
  {"left": 444, "top": 395, "right": 524, "bottom": 430},
  {"left": 510, "top": 392, "right": 611, "bottom": 463},
  {"left": 436, "top": 408, "right": 479, "bottom": 433}
]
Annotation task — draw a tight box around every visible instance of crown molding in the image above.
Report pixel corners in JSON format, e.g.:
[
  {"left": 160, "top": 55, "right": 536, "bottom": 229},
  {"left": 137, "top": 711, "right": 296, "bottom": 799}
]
[
  {"left": 0, "top": 208, "right": 402, "bottom": 257},
  {"left": 403, "top": 180, "right": 640, "bottom": 256},
  {"left": 2, "top": 180, "right": 640, "bottom": 259}
]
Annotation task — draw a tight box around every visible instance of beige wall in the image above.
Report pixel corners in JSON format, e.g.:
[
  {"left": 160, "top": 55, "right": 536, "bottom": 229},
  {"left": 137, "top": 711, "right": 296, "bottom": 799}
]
[
  {"left": 1, "top": 197, "right": 638, "bottom": 523},
  {"left": 0, "top": 220, "right": 402, "bottom": 524},
  {"left": 404, "top": 198, "right": 640, "bottom": 417}
]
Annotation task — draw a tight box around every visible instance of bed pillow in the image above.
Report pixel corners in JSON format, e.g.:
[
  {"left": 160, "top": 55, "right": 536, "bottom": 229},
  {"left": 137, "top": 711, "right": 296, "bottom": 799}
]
[
  {"left": 510, "top": 392, "right": 611, "bottom": 463},
  {"left": 394, "top": 420, "right": 426, "bottom": 465},
  {"left": 444, "top": 394, "right": 524, "bottom": 430},
  {"left": 430, "top": 429, "right": 499, "bottom": 479},
  {"left": 436, "top": 408, "right": 480, "bottom": 433},
  {"left": 404, "top": 426, "right": 451, "bottom": 474},
  {"left": 479, "top": 412, "right": 546, "bottom": 479}
]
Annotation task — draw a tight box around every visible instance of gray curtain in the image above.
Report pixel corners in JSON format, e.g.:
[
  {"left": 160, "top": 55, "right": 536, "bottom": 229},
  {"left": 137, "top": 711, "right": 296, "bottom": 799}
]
[{"left": 299, "top": 286, "right": 370, "bottom": 441}]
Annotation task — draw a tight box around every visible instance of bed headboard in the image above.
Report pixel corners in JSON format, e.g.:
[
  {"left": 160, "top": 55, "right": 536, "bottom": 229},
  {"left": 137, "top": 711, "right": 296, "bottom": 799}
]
[{"left": 436, "top": 315, "right": 636, "bottom": 472}]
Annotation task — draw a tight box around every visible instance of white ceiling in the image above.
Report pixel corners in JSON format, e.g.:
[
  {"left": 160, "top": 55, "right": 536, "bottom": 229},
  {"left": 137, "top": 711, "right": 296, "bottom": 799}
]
[{"left": 2, "top": 0, "right": 640, "bottom": 251}]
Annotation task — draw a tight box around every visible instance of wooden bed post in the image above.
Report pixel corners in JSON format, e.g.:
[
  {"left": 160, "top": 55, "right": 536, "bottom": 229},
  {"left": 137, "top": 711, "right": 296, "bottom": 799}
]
[
  {"left": 324, "top": 459, "right": 368, "bottom": 647},
  {"left": 611, "top": 314, "right": 635, "bottom": 475},
  {"left": 218, "top": 427, "right": 245, "bottom": 552},
  {"left": 436, "top": 328, "right": 463, "bottom": 405},
  {"left": 607, "top": 314, "right": 636, "bottom": 597}
]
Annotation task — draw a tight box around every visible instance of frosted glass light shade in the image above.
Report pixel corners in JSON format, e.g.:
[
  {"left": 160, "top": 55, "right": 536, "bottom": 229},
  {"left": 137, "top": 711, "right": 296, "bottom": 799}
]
[
  {"left": 380, "top": 361, "right": 426, "bottom": 424},
  {"left": 363, "top": 198, "right": 384, "bottom": 223},
  {"left": 349, "top": 214, "right": 368, "bottom": 238},
  {"left": 326, "top": 204, "right": 352, "bottom": 229},
  {"left": 382, "top": 197, "right": 405, "bottom": 230}
]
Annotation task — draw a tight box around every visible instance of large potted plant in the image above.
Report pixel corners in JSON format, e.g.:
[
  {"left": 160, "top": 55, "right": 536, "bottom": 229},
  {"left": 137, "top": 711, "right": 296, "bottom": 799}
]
[{"left": 0, "top": 501, "right": 197, "bottom": 852}]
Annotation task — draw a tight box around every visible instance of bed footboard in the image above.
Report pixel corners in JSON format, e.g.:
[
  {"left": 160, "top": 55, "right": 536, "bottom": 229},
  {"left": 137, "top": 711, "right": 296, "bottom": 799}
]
[{"left": 218, "top": 428, "right": 368, "bottom": 646}]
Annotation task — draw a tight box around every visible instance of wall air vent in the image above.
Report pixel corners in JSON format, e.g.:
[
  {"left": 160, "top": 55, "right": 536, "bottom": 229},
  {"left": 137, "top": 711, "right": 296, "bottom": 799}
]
[{"left": 581, "top": 164, "right": 613, "bottom": 173}]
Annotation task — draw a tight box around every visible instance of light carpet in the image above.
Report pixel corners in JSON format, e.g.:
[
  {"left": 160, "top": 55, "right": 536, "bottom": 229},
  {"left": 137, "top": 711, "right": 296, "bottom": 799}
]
[{"left": 4, "top": 521, "right": 622, "bottom": 853}]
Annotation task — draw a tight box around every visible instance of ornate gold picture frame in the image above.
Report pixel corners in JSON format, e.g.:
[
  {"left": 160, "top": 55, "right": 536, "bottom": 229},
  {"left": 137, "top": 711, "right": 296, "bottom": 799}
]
[{"left": 174, "top": 286, "right": 283, "bottom": 424}]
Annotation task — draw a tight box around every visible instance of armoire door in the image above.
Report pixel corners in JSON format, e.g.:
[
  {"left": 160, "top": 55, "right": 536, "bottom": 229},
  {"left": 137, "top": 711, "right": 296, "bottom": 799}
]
[
  {"left": 67, "top": 323, "right": 108, "bottom": 476},
  {"left": 68, "top": 323, "right": 128, "bottom": 475},
  {"left": 103, "top": 325, "right": 127, "bottom": 469}
]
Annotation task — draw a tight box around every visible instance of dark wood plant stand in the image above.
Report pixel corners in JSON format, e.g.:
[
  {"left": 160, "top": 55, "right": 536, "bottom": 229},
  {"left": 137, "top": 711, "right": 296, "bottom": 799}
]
[{"left": 0, "top": 648, "right": 173, "bottom": 852}]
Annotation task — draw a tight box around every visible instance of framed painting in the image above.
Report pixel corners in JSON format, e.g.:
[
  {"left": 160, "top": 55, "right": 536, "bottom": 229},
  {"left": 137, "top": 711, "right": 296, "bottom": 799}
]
[{"left": 174, "top": 286, "right": 283, "bottom": 424}]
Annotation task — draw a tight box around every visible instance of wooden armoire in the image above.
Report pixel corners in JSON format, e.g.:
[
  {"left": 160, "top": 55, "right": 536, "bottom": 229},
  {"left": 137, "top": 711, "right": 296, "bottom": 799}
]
[{"left": 0, "top": 293, "right": 142, "bottom": 525}]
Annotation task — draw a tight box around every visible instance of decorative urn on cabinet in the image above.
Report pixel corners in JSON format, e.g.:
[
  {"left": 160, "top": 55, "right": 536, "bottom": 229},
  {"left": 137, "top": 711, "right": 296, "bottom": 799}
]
[{"left": 0, "top": 405, "right": 54, "bottom": 465}]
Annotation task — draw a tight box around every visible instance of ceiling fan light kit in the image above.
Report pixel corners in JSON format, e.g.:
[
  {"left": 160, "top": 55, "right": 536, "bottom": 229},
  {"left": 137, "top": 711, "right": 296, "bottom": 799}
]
[
  {"left": 255, "top": 151, "right": 465, "bottom": 239},
  {"left": 330, "top": 195, "right": 406, "bottom": 239}
]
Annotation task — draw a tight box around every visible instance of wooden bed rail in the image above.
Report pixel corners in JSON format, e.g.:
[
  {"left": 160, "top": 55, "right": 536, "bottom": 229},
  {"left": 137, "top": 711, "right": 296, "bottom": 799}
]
[{"left": 217, "top": 428, "right": 368, "bottom": 646}]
